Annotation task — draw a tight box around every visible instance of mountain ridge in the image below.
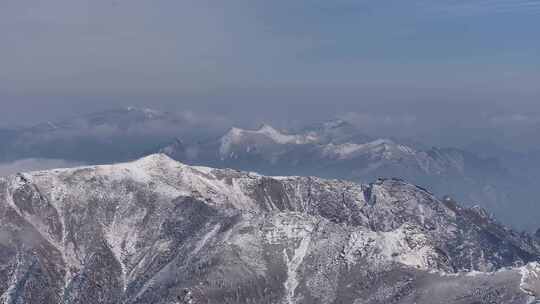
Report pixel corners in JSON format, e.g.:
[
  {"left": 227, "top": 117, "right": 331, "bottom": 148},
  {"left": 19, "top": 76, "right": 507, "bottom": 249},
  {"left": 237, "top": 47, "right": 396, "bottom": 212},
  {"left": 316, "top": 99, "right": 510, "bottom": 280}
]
[
  {"left": 160, "top": 122, "right": 526, "bottom": 230},
  {"left": 1, "top": 154, "right": 539, "bottom": 303},
  {"left": 0, "top": 107, "right": 536, "bottom": 231}
]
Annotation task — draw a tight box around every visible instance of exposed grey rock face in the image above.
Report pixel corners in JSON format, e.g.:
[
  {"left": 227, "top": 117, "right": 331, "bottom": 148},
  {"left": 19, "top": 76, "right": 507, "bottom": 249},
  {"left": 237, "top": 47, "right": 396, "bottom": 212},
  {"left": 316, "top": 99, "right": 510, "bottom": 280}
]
[{"left": 1, "top": 154, "right": 539, "bottom": 304}]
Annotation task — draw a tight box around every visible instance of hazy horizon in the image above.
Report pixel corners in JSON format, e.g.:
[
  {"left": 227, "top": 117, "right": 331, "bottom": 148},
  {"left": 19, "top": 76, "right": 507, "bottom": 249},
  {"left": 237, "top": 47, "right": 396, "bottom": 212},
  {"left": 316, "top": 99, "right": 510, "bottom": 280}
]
[{"left": 2, "top": 1, "right": 540, "bottom": 155}]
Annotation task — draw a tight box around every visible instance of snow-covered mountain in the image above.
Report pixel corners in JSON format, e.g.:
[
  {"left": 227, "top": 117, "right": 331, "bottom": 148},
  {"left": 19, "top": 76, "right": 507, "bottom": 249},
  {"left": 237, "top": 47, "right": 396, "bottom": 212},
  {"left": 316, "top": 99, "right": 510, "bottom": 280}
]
[
  {"left": 0, "top": 110, "right": 536, "bottom": 230},
  {"left": 165, "top": 122, "right": 503, "bottom": 177},
  {"left": 161, "top": 122, "right": 532, "bottom": 230},
  {"left": 219, "top": 124, "right": 319, "bottom": 158},
  {"left": 1, "top": 154, "right": 539, "bottom": 303}
]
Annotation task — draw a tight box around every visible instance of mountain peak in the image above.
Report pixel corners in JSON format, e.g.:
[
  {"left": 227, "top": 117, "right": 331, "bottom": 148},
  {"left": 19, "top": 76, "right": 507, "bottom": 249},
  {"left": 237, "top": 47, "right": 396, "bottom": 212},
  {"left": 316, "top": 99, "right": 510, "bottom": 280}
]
[
  {"left": 123, "top": 106, "right": 165, "bottom": 119},
  {"left": 323, "top": 119, "right": 350, "bottom": 129},
  {"left": 218, "top": 125, "right": 319, "bottom": 158},
  {"left": 256, "top": 124, "right": 290, "bottom": 141},
  {"left": 138, "top": 152, "right": 176, "bottom": 164},
  {"left": 2, "top": 156, "right": 540, "bottom": 302},
  {"left": 257, "top": 123, "right": 277, "bottom": 132}
]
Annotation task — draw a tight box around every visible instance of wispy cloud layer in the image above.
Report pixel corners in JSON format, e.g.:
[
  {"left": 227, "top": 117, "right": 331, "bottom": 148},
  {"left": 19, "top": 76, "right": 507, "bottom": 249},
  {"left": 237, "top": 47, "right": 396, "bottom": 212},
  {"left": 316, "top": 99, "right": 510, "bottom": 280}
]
[
  {"left": 0, "top": 158, "right": 84, "bottom": 177},
  {"left": 426, "top": 0, "right": 540, "bottom": 16},
  {"left": 0, "top": 0, "right": 538, "bottom": 96},
  {"left": 487, "top": 113, "right": 540, "bottom": 126},
  {"left": 0, "top": 0, "right": 538, "bottom": 148}
]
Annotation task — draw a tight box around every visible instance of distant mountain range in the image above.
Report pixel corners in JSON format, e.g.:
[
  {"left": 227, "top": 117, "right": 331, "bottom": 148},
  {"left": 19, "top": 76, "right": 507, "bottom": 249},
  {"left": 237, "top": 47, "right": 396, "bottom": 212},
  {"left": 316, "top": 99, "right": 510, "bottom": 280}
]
[
  {"left": 0, "top": 107, "right": 180, "bottom": 163},
  {"left": 0, "top": 107, "right": 537, "bottom": 230},
  {"left": 161, "top": 121, "right": 536, "bottom": 230},
  {"left": 1, "top": 154, "right": 539, "bottom": 303}
]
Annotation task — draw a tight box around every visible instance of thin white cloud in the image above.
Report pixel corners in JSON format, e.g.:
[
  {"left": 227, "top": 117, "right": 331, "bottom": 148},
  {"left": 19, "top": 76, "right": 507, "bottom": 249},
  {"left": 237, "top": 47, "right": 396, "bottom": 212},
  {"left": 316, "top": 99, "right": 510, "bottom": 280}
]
[
  {"left": 0, "top": 158, "right": 84, "bottom": 177},
  {"left": 0, "top": 0, "right": 312, "bottom": 94},
  {"left": 487, "top": 113, "right": 540, "bottom": 126},
  {"left": 428, "top": 0, "right": 540, "bottom": 16},
  {"left": 339, "top": 112, "right": 417, "bottom": 128}
]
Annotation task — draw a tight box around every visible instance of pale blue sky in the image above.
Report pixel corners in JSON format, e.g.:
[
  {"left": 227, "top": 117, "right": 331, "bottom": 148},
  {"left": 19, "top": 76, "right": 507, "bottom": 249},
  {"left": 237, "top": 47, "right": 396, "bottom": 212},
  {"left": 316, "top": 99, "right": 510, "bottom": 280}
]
[
  {"left": 1, "top": 0, "right": 539, "bottom": 93},
  {"left": 1, "top": 0, "right": 539, "bottom": 148}
]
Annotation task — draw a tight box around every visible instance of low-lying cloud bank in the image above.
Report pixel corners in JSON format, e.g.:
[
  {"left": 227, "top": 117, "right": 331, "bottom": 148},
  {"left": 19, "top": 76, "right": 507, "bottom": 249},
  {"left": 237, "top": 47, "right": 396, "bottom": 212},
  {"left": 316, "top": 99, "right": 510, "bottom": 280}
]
[{"left": 0, "top": 158, "right": 84, "bottom": 177}]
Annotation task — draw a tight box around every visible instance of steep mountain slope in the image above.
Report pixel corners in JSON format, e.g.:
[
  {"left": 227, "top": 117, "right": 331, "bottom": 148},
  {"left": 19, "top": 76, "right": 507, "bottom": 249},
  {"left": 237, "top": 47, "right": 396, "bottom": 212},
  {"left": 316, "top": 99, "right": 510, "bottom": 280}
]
[
  {"left": 1, "top": 154, "right": 539, "bottom": 303},
  {"left": 161, "top": 123, "right": 531, "bottom": 229}
]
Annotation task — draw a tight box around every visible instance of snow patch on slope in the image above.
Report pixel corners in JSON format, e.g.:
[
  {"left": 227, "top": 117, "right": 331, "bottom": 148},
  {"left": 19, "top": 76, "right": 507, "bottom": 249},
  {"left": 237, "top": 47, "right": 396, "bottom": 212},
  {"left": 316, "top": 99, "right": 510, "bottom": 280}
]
[
  {"left": 283, "top": 235, "right": 311, "bottom": 304},
  {"left": 265, "top": 214, "right": 315, "bottom": 304},
  {"left": 219, "top": 125, "right": 319, "bottom": 158},
  {"left": 343, "top": 224, "right": 440, "bottom": 270},
  {"left": 192, "top": 224, "right": 221, "bottom": 256},
  {"left": 519, "top": 262, "right": 540, "bottom": 298},
  {"left": 322, "top": 139, "right": 416, "bottom": 160}
]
